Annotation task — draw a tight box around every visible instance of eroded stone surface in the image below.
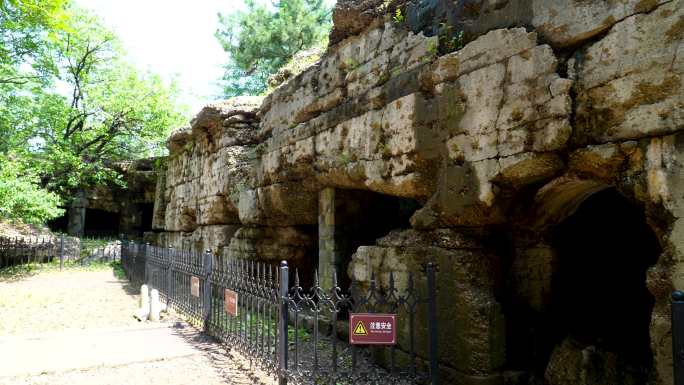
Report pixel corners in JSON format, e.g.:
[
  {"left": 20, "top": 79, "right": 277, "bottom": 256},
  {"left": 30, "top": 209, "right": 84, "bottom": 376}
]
[
  {"left": 573, "top": 0, "right": 684, "bottom": 145},
  {"left": 148, "top": 2, "right": 684, "bottom": 383}
]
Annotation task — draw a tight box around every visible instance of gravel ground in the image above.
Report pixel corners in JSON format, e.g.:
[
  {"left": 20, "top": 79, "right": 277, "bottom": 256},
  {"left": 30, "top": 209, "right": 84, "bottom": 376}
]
[
  {"left": 0, "top": 269, "right": 143, "bottom": 336},
  {"left": 0, "top": 267, "right": 275, "bottom": 385}
]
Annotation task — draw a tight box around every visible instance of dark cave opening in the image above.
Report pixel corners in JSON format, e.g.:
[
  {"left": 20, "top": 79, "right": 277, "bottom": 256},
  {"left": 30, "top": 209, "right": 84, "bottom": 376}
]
[
  {"left": 548, "top": 188, "right": 660, "bottom": 369},
  {"left": 47, "top": 211, "right": 68, "bottom": 233},
  {"left": 83, "top": 208, "right": 120, "bottom": 238},
  {"left": 139, "top": 203, "right": 155, "bottom": 233},
  {"left": 333, "top": 189, "right": 420, "bottom": 290},
  {"left": 504, "top": 188, "right": 661, "bottom": 383}
]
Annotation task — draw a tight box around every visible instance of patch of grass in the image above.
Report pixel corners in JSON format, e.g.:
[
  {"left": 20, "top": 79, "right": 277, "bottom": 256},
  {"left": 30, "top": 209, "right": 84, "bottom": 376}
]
[
  {"left": 0, "top": 259, "right": 123, "bottom": 282},
  {"left": 111, "top": 260, "right": 126, "bottom": 280}
]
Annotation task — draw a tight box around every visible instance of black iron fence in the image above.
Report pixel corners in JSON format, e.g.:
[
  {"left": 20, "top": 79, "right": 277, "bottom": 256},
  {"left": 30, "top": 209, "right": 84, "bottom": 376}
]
[
  {"left": 0, "top": 235, "right": 65, "bottom": 269},
  {"left": 78, "top": 238, "right": 122, "bottom": 265},
  {"left": 121, "top": 242, "right": 440, "bottom": 384},
  {"left": 673, "top": 291, "right": 684, "bottom": 385},
  {"left": 0, "top": 234, "right": 121, "bottom": 269}
]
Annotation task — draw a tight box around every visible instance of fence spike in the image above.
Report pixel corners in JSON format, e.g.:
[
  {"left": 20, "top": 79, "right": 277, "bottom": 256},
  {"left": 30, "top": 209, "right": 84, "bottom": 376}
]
[
  {"left": 389, "top": 271, "right": 395, "bottom": 290},
  {"left": 407, "top": 271, "right": 414, "bottom": 292},
  {"left": 295, "top": 268, "right": 300, "bottom": 287}
]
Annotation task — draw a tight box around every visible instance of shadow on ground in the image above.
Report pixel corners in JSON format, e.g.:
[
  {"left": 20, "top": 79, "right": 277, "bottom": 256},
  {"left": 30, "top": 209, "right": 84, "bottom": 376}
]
[{"left": 169, "top": 321, "right": 275, "bottom": 385}]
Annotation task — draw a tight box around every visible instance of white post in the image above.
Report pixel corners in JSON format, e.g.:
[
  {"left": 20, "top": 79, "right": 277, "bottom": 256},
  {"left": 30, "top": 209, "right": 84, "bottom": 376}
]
[
  {"left": 149, "top": 289, "right": 161, "bottom": 322},
  {"left": 136, "top": 284, "right": 150, "bottom": 321}
]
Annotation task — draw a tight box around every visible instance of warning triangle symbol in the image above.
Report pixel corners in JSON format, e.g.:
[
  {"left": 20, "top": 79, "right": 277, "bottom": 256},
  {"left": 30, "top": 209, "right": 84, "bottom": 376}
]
[{"left": 353, "top": 321, "right": 368, "bottom": 336}]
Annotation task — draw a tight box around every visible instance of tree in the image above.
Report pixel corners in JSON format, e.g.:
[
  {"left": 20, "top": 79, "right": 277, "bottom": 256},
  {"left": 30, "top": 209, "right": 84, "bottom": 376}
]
[
  {"left": 0, "top": 0, "right": 69, "bottom": 86},
  {"left": 31, "top": 8, "right": 187, "bottom": 194},
  {"left": 0, "top": 0, "right": 68, "bottom": 153},
  {"left": 216, "top": 0, "right": 332, "bottom": 96},
  {"left": 0, "top": 2, "right": 187, "bottom": 224},
  {"left": 0, "top": 154, "right": 64, "bottom": 224}
]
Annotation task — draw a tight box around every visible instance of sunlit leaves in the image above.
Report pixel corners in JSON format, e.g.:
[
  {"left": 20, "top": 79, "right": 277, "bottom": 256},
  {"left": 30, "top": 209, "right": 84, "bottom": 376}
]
[
  {"left": 216, "top": 0, "right": 332, "bottom": 96},
  {"left": 0, "top": 1, "right": 187, "bottom": 224},
  {"left": 0, "top": 154, "right": 64, "bottom": 224}
]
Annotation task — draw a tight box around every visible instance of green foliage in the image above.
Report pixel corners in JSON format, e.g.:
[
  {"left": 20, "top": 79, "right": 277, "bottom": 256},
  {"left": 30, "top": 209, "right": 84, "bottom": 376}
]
[
  {"left": 392, "top": 8, "right": 405, "bottom": 24},
  {"left": 438, "top": 22, "right": 465, "bottom": 53},
  {"left": 426, "top": 39, "right": 438, "bottom": 57},
  {"left": 0, "top": 0, "right": 70, "bottom": 85},
  {"left": 342, "top": 58, "right": 359, "bottom": 72},
  {"left": 0, "top": 155, "right": 63, "bottom": 224},
  {"left": 29, "top": 7, "right": 187, "bottom": 194},
  {"left": 216, "top": 0, "right": 332, "bottom": 96},
  {"left": 266, "top": 44, "right": 324, "bottom": 91},
  {"left": 0, "top": 2, "right": 187, "bottom": 220},
  {"left": 110, "top": 260, "right": 125, "bottom": 280}
]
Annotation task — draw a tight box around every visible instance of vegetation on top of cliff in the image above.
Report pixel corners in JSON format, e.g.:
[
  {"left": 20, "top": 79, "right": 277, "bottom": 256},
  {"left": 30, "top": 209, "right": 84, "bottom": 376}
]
[
  {"left": 266, "top": 44, "right": 325, "bottom": 91},
  {"left": 0, "top": 0, "right": 187, "bottom": 225},
  {"left": 215, "top": 0, "right": 333, "bottom": 97}
]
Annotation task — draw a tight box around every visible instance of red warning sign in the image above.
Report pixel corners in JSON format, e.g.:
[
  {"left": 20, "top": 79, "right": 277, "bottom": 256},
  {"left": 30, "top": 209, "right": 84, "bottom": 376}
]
[
  {"left": 349, "top": 313, "right": 397, "bottom": 345},
  {"left": 224, "top": 289, "right": 238, "bottom": 317},
  {"left": 191, "top": 276, "right": 200, "bottom": 297}
]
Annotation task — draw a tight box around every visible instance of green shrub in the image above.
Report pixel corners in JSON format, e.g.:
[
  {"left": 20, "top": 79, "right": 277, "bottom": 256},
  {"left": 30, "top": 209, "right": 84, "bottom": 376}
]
[{"left": 0, "top": 156, "right": 64, "bottom": 224}]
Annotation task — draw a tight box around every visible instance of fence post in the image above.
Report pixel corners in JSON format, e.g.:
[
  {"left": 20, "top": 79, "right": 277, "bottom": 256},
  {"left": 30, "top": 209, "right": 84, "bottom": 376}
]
[
  {"left": 673, "top": 291, "right": 684, "bottom": 385},
  {"left": 278, "top": 261, "right": 289, "bottom": 385},
  {"left": 426, "top": 262, "right": 439, "bottom": 385},
  {"left": 59, "top": 233, "right": 65, "bottom": 271},
  {"left": 167, "top": 246, "right": 174, "bottom": 307},
  {"left": 203, "top": 249, "right": 213, "bottom": 330},
  {"left": 144, "top": 243, "right": 151, "bottom": 285},
  {"left": 124, "top": 240, "right": 131, "bottom": 280}
]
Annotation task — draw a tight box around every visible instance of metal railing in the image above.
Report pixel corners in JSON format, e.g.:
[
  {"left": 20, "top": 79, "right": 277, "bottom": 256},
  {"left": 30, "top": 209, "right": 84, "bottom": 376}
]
[
  {"left": 673, "top": 291, "right": 684, "bottom": 385},
  {"left": 0, "top": 235, "right": 66, "bottom": 269},
  {"left": 121, "top": 242, "right": 440, "bottom": 384}
]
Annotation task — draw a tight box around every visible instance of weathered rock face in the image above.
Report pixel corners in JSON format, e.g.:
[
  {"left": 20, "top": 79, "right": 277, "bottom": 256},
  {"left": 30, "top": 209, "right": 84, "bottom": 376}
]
[
  {"left": 329, "top": 0, "right": 386, "bottom": 45},
  {"left": 153, "top": 97, "right": 262, "bottom": 256},
  {"left": 573, "top": 0, "right": 684, "bottom": 145},
  {"left": 62, "top": 159, "right": 159, "bottom": 238},
  {"left": 151, "top": 1, "right": 684, "bottom": 383},
  {"left": 349, "top": 229, "right": 505, "bottom": 382}
]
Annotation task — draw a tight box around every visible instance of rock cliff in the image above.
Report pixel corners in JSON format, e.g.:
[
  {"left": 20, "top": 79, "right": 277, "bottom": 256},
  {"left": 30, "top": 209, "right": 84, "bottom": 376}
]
[{"left": 149, "top": 1, "right": 684, "bottom": 383}]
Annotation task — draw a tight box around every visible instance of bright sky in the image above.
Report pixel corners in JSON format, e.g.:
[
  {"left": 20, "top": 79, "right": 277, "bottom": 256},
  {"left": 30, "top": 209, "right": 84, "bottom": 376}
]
[{"left": 75, "top": 0, "right": 241, "bottom": 114}]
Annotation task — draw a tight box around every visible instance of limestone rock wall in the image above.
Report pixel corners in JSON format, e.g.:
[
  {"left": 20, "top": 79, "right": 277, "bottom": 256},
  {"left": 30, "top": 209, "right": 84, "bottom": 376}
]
[
  {"left": 64, "top": 158, "right": 159, "bottom": 238},
  {"left": 150, "top": 0, "right": 684, "bottom": 383}
]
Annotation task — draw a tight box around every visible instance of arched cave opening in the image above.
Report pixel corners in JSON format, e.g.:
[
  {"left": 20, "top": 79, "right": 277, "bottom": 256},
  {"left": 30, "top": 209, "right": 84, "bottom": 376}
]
[
  {"left": 503, "top": 188, "right": 661, "bottom": 383},
  {"left": 83, "top": 208, "right": 120, "bottom": 238},
  {"left": 329, "top": 188, "right": 420, "bottom": 290},
  {"left": 139, "top": 203, "right": 155, "bottom": 233},
  {"left": 47, "top": 211, "right": 69, "bottom": 233},
  {"left": 545, "top": 188, "right": 660, "bottom": 380}
]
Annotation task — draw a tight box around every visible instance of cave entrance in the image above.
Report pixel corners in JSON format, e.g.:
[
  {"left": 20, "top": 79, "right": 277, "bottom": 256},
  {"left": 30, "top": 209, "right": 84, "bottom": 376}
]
[
  {"left": 47, "top": 211, "right": 69, "bottom": 234},
  {"left": 139, "top": 203, "right": 155, "bottom": 234},
  {"left": 83, "top": 208, "right": 120, "bottom": 238},
  {"left": 543, "top": 188, "right": 660, "bottom": 382},
  {"left": 318, "top": 187, "right": 419, "bottom": 291}
]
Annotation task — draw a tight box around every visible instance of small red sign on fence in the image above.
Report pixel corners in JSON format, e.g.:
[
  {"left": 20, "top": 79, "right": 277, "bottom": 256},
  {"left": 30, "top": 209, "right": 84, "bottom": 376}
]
[
  {"left": 191, "top": 276, "right": 200, "bottom": 297},
  {"left": 225, "top": 289, "right": 238, "bottom": 316},
  {"left": 349, "top": 313, "right": 397, "bottom": 345}
]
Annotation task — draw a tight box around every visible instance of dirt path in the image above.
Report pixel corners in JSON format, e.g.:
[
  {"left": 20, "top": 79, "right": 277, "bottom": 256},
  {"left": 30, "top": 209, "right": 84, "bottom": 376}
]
[{"left": 0, "top": 268, "right": 275, "bottom": 385}]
